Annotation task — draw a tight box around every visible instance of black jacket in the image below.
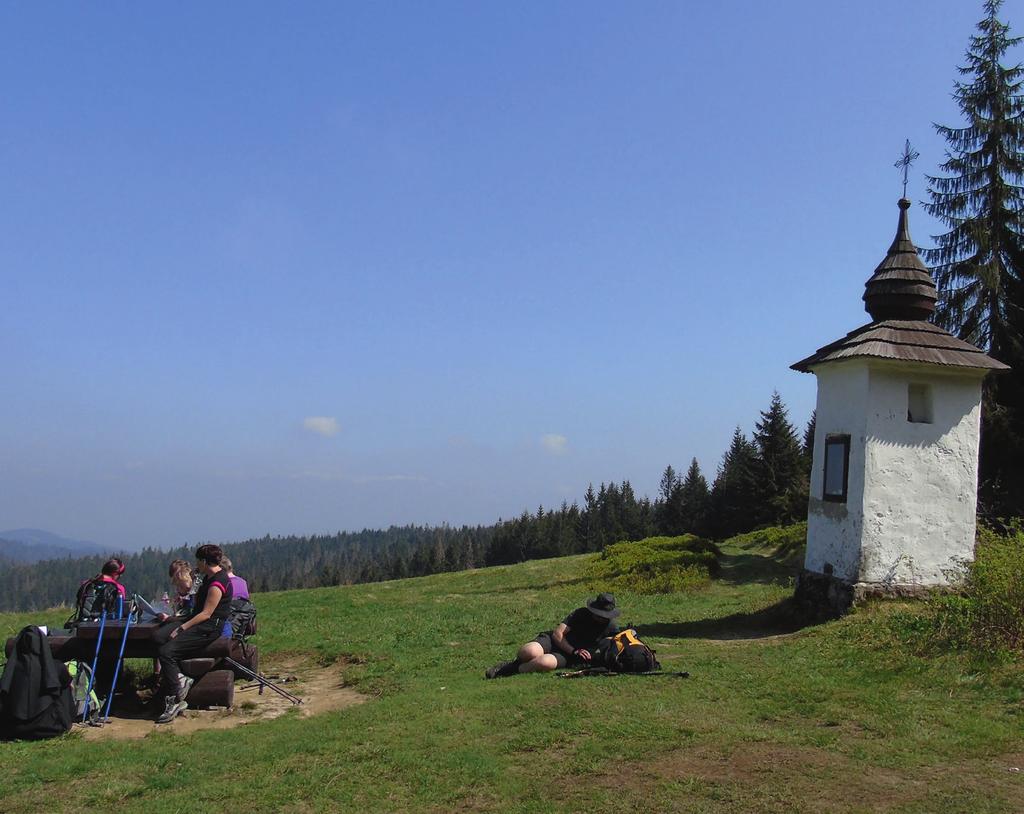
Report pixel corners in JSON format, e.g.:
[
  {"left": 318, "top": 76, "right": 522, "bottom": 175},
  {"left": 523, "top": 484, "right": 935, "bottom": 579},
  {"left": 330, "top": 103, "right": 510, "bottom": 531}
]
[{"left": 0, "top": 626, "right": 73, "bottom": 741}]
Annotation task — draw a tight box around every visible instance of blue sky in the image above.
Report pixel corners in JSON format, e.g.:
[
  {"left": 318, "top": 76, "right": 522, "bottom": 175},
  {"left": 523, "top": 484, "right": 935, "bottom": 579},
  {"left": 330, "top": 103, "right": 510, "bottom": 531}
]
[{"left": 0, "top": 1, "right": 1008, "bottom": 549}]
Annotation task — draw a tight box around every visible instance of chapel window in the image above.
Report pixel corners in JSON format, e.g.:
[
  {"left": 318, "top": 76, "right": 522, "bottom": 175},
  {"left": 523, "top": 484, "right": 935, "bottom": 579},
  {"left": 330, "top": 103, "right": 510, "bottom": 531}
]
[
  {"left": 908, "top": 383, "right": 933, "bottom": 423},
  {"left": 823, "top": 434, "right": 850, "bottom": 502}
]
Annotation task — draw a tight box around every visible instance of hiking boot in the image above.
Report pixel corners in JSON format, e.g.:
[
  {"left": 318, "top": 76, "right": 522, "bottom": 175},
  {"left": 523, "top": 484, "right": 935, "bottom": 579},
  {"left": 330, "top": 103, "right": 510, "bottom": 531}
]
[
  {"left": 485, "top": 660, "right": 519, "bottom": 679},
  {"left": 155, "top": 695, "right": 187, "bottom": 724}
]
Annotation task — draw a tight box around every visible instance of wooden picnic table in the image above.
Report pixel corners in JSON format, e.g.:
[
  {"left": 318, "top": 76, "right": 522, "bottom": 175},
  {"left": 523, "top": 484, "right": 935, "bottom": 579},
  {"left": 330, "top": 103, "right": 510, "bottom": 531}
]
[{"left": 4, "top": 622, "right": 255, "bottom": 709}]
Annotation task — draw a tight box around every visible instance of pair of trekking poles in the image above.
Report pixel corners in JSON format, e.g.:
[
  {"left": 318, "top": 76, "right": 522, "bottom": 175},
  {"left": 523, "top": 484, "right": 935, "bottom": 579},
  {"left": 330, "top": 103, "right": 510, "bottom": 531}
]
[
  {"left": 81, "top": 594, "right": 136, "bottom": 725},
  {"left": 80, "top": 595, "right": 303, "bottom": 720},
  {"left": 227, "top": 657, "right": 303, "bottom": 705}
]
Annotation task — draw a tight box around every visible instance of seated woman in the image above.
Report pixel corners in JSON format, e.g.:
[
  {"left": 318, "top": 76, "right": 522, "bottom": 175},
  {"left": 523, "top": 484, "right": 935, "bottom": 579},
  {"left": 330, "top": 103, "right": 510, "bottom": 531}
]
[
  {"left": 153, "top": 544, "right": 233, "bottom": 724},
  {"left": 98, "top": 558, "right": 128, "bottom": 607},
  {"left": 71, "top": 558, "right": 129, "bottom": 624},
  {"left": 167, "top": 559, "right": 196, "bottom": 617},
  {"left": 220, "top": 556, "right": 249, "bottom": 600},
  {"left": 485, "top": 593, "right": 621, "bottom": 678},
  {"left": 149, "top": 560, "right": 197, "bottom": 684}
]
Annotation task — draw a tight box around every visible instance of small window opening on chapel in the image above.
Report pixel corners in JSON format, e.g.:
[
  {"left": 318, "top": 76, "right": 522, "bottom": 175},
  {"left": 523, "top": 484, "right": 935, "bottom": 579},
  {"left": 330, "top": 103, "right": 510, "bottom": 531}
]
[
  {"left": 908, "top": 383, "right": 933, "bottom": 424},
  {"left": 823, "top": 434, "right": 850, "bottom": 502}
]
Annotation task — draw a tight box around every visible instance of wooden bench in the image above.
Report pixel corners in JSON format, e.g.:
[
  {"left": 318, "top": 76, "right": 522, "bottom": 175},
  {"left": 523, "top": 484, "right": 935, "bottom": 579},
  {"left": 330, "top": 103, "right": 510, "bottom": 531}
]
[{"left": 5, "top": 623, "right": 259, "bottom": 710}]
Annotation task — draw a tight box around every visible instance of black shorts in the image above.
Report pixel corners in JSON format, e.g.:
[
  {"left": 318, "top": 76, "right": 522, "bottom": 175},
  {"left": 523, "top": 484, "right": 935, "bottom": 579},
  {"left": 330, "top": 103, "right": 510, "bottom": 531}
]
[{"left": 532, "top": 632, "right": 580, "bottom": 668}]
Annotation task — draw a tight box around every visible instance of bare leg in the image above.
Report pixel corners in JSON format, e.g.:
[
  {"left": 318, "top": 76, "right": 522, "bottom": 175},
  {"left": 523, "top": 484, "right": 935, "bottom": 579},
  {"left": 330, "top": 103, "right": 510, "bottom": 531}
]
[
  {"left": 519, "top": 653, "right": 559, "bottom": 673},
  {"left": 517, "top": 642, "right": 544, "bottom": 662}
]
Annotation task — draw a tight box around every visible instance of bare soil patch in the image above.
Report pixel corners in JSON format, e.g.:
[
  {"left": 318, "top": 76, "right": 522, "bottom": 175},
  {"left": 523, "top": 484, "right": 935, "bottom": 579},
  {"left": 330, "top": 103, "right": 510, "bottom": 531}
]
[{"left": 75, "top": 658, "right": 368, "bottom": 741}]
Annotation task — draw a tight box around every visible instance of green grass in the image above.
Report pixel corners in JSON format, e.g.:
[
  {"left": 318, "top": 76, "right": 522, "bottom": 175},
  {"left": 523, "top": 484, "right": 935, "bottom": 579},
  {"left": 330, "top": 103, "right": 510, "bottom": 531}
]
[{"left": 1, "top": 531, "right": 1021, "bottom": 813}]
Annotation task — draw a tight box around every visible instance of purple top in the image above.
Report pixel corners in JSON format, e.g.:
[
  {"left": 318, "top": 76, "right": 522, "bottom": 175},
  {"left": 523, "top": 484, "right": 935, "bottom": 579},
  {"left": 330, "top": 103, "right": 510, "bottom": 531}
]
[{"left": 229, "top": 574, "right": 250, "bottom": 600}]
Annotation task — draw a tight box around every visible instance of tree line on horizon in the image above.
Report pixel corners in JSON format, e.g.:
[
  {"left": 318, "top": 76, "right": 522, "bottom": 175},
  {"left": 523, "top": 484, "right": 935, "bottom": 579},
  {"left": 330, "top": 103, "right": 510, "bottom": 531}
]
[{"left": 0, "top": 393, "right": 812, "bottom": 613}]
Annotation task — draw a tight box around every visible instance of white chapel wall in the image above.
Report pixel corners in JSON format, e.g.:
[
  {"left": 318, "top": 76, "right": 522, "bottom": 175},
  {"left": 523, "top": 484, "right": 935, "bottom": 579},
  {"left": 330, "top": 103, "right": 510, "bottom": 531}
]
[
  {"left": 804, "top": 360, "right": 870, "bottom": 581},
  {"left": 859, "top": 363, "right": 983, "bottom": 586}
]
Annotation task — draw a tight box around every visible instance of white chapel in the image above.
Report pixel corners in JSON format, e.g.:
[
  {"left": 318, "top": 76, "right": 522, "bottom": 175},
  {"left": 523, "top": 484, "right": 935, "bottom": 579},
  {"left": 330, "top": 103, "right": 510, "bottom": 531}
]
[{"left": 791, "top": 197, "right": 1008, "bottom": 611}]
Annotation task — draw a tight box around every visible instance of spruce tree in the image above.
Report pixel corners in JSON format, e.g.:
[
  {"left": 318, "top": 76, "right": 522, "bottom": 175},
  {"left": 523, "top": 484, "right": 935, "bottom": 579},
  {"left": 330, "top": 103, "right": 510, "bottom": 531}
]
[
  {"left": 709, "top": 428, "right": 760, "bottom": 538},
  {"left": 752, "top": 392, "right": 807, "bottom": 526},
  {"left": 924, "top": 0, "right": 1024, "bottom": 513},
  {"left": 802, "top": 410, "right": 816, "bottom": 475},
  {"left": 924, "top": 0, "right": 1024, "bottom": 355},
  {"left": 658, "top": 465, "right": 678, "bottom": 503},
  {"left": 656, "top": 464, "right": 683, "bottom": 535},
  {"left": 678, "top": 457, "right": 711, "bottom": 537}
]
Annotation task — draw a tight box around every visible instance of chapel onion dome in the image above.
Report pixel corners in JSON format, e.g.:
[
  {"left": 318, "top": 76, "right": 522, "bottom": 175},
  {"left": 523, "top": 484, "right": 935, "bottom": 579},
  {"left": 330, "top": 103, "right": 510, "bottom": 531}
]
[{"left": 862, "top": 198, "right": 937, "bottom": 322}]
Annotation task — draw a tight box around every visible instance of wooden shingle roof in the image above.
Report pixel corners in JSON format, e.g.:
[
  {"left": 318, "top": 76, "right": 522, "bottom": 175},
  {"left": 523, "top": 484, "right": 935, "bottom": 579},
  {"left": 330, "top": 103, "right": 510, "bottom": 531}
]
[
  {"left": 791, "top": 319, "right": 1010, "bottom": 372},
  {"left": 862, "top": 198, "right": 937, "bottom": 321},
  {"left": 792, "top": 198, "right": 1009, "bottom": 375}
]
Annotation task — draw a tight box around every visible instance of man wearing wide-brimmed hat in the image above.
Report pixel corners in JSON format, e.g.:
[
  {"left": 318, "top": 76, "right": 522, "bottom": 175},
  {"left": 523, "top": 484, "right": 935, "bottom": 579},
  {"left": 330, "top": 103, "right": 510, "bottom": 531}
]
[{"left": 485, "top": 593, "right": 621, "bottom": 678}]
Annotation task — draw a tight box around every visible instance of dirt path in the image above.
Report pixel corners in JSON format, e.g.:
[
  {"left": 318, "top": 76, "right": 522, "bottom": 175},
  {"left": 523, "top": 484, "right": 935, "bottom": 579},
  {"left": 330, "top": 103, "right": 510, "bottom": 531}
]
[{"left": 76, "top": 659, "right": 368, "bottom": 741}]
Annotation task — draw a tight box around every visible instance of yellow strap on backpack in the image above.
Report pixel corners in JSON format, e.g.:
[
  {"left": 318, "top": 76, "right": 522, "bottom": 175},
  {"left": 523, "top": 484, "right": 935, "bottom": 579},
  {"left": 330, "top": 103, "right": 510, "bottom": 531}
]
[{"left": 612, "top": 628, "right": 642, "bottom": 655}]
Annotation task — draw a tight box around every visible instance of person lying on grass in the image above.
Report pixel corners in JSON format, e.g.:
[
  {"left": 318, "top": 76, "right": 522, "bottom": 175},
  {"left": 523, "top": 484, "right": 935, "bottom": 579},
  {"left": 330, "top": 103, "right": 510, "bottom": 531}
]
[{"left": 485, "top": 593, "right": 621, "bottom": 678}]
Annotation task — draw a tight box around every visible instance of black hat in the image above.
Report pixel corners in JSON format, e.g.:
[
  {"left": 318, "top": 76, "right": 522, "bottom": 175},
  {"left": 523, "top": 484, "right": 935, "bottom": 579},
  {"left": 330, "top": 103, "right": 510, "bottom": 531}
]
[{"left": 586, "top": 592, "right": 620, "bottom": 619}]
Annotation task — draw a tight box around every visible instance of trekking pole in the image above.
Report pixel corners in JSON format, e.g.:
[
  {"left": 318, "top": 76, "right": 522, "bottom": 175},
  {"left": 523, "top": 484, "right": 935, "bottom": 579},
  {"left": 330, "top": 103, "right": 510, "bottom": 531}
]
[
  {"left": 81, "top": 608, "right": 108, "bottom": 721},
  {"left": 224, "top": 657, "right": 303, "bottom": 705},
  {"left": 101, "top": 598, "right": 136, "bottom": 722},
  {"left": 557, "top": 668, "right": 690, "bottom": 679}
]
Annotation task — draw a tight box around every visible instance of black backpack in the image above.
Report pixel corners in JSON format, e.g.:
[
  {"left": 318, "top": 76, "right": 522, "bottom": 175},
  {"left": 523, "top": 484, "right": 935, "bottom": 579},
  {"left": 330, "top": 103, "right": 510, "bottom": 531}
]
[
  {"left": 227, "top": 597, "right": 257, "bottom": 640},
  {"left": 67, "top": 577, "right": 122, "bottom": 628},
  {"left": 597, "top": 628, "right": 661, "bottom": 673}
]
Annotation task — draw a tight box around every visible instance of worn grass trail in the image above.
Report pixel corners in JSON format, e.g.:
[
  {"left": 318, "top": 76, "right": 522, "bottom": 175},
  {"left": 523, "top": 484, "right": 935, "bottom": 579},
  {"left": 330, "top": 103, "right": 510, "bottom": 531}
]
[{"left": 1, "top": 541, "right": 1021, "bottom": 813}]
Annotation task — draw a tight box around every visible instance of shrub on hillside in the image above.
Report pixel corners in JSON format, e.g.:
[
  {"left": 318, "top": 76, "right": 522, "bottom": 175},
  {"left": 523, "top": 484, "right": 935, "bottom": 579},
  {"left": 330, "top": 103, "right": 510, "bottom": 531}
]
[
  {"left": 724, "top": 522, "right": 807, "bottom": 562},
  {"left": 582, "top": 534, "right": 720, "bottom": 594},
  {"left": 877, "top": 520, "right": 1024, "bottom": 658},
  {"left": 928, "top": 521, "right": 1024, "bottom": 653}
]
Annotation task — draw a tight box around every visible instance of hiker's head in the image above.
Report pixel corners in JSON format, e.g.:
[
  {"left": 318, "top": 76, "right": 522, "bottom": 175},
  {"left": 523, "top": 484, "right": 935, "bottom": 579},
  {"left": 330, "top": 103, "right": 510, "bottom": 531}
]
[
  {"left": 586, "top": 592, "right": 620, "bottom": 621},
  {"left": 101, "top": 558, "right": 125, "bottom": 580},
  {"left": 194, "top": 544, "right": 224, "bottom": 573},
  {"left": 221, "top": 555, "right": 234, "bottom": 575},
  {"left": 169, "top": 560, "right": 193, "bottom": 593}
]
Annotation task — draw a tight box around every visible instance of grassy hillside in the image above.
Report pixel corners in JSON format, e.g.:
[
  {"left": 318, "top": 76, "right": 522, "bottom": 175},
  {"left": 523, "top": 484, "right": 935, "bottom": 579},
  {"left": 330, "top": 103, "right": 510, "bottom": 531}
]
[{"left": 1, "top": 531, "right": 1021, "bottom": 813}]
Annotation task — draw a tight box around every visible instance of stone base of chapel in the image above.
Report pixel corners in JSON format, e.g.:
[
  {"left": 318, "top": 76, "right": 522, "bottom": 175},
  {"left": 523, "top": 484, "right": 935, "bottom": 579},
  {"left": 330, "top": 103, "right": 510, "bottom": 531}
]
[{"left": 794, "top": 569, "right": 943, "bottom": 616}]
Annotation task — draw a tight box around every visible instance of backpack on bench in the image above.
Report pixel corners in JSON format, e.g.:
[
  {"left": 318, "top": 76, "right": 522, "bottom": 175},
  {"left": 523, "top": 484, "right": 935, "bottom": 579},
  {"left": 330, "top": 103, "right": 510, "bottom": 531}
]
[
  {"left": 66, "top": 578, "right": 122, "bottom": 629},
  {"left": 227, "top": 597, "right": 257, "bottom": 640}
]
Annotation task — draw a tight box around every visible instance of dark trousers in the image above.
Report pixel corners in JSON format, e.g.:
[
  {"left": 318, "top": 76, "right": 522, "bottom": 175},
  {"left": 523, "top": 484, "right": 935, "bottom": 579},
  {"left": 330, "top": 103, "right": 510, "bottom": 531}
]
[{"left": 153, "top": 620, "right": 221, "bottom": 698}]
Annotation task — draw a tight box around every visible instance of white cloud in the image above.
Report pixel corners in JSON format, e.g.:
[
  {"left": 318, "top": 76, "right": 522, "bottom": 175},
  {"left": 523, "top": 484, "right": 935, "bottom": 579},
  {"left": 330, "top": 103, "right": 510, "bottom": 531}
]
[
  {"left": 541, "top": 433, "right": 569, "bottom": 456},
  {"left": 303, "top": 416, "right": 340, "bottom": 437}
]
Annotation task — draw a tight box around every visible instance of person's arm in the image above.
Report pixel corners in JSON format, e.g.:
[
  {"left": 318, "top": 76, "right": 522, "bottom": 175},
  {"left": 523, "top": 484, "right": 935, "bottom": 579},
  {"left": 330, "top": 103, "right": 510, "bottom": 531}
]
[
  {"left": 551, "top": 622, "right": 591, "bottom": 661},
  {"left": 170, "top": 584, "right": 223, "bottom": 638}
]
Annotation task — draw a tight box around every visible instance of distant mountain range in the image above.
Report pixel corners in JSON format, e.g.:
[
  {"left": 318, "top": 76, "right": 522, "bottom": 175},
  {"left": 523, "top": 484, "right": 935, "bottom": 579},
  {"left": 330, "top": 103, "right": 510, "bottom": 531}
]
[{"left": 0, "top": 528, "right": 112, "bottom": 564}]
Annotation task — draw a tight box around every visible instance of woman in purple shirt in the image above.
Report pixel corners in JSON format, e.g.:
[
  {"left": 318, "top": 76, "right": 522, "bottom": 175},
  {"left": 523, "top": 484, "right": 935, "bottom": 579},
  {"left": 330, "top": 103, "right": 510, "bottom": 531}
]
[{"left": 221, "top": 556, "right": 249, "bottom": 600}]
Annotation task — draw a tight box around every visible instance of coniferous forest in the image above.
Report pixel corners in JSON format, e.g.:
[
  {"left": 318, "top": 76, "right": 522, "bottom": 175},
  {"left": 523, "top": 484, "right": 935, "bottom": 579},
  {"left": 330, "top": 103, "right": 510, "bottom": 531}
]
[{"left": 0, "top": 394, "right": 812, "bottom": 613}]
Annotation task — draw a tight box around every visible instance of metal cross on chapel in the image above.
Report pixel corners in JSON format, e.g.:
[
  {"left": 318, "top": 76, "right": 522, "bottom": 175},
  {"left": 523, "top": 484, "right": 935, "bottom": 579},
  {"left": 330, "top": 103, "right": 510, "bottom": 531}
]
[{"left": 894, "top": 139, "right": 919, "bottom": 198}]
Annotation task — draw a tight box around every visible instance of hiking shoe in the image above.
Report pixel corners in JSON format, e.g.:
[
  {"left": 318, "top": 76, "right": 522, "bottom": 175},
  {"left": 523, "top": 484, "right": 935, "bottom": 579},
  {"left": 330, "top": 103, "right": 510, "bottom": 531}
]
[
  {"left": 155, "top": 695, "right": 187, "bottom": 724},
  {"left": 485, "top": 660, "right": 519, "bottom": 679}
]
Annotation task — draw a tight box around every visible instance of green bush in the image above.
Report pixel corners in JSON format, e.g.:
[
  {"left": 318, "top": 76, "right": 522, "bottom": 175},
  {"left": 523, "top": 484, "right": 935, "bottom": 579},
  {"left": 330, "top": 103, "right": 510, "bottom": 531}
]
[
  {"left": 928, "top": 520, "right": 1024, "bottom": 653},
  {"left": 874, "top": 520, "right": 1024, "bottom": 658},
  {"left": 582, "top": 534, "right": 720, "bottom": 594},
  {"left": 725, "top": 522, "right": 807, "bottom": 562}
]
